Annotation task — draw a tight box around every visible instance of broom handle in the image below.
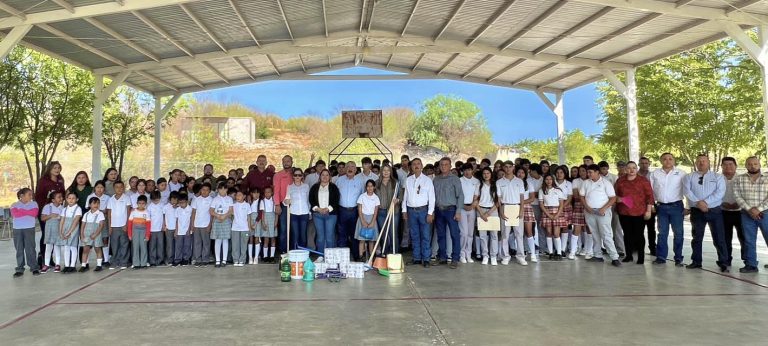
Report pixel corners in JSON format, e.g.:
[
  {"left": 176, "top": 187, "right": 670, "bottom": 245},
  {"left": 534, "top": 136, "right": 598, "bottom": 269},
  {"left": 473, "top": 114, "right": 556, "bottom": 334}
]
[
  {"left": 366, "top": 205, "right": 392, "bottom": 266},
  {"left": 366, "top": 181, "right": 399, "bottom": 265},
  {"left": 286, "top": 198, "right": 291, "bottom": 253},
  {"left": 392, "top": 182, "right": 399, "bottom": 255}
]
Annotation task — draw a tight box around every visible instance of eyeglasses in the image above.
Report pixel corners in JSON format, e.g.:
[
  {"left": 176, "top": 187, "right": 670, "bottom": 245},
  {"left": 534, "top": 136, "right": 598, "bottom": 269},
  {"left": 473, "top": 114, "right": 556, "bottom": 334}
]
[{"left": 698, "top": 176, "right": 703, "bottom": 185}]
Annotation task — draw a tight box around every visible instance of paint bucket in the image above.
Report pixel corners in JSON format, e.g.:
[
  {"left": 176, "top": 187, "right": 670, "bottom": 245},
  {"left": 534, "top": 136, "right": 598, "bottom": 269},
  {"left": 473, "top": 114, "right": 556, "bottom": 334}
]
[{"left": 288, "top": 250, "right": 309, "bottom": 279}]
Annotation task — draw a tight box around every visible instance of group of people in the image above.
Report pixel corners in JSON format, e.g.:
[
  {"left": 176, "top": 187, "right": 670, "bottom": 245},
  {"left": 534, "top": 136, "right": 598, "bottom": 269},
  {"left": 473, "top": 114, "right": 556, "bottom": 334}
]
[{"left": 9, "top": 151, "right": 768, "bottom": 277}]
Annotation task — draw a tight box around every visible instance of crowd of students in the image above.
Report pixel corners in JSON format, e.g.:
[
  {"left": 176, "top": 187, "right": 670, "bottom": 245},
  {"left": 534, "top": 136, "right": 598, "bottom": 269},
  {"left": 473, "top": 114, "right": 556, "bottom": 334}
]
[{"left": 9, "top": 152, "right": 768, "bottom": 277}]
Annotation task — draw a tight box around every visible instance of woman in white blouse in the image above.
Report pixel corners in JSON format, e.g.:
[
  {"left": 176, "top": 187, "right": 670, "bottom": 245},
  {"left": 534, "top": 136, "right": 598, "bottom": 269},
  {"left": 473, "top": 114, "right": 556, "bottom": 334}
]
[
  {"left": 284, "top": 168, "right": 310, "bottom": 250},
  {"left": 309, "top": 169, "right": 340, "bottom": 254}
]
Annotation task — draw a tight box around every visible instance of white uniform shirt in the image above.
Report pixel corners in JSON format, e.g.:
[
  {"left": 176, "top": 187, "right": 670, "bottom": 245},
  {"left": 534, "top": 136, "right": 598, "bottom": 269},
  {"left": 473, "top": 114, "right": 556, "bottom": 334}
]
[
  {"left": 539, "top": 187, "right": 566, "bottom": 207},
  {"left": 129, "top": 192, "right": 150, "bottom": 209},
  {"left": 83, "top": 209, "right": 105, "bottom": 224},
  {"left": 176, "top": 205, "right": 192, "bottom": 235},
  {"left": 498, "top": 177, "right": 524, "bottom": 204},
  {"left": 163, "top": 204, "right": 178, "bottom": 230},
  {"left": 160, "top": 189, "right": 171, "bottom": 205},
  {"left": 42, "top": 203, "right": 63, "bottom": 218},
  {"left": 211, "top": 195, "right": 234, "bottom": 216},
  {"left": 191, "top": 195, "right": 213, "bottom": 228},
  {"left": 107, "top": 194, "right": 130, "bottom": 227},
  {"left": 232, "top": 201, "right": 251, "bottom": 232},
  {"left": 86, "top": 193, "right": 110, "bottom": 211},
  {"left": 527, "top": 177, "right": 543, "bottom": 205},
  {"left": 579, "top": 177, "right": 616, "bottom": 209},
  {"left": 169, "top": 181, "right": 183, "bottom": 192},
  {"left": 401, "top": 173, "right": 436, "bottom": 215},
  {"left": 460, "top": 176, "right": 480, "bottom": 204},
  {"left": 650, "top": 167, "right": 686, "bottom": 203},
  {"left": 261, "top": 198, "right": 275, "bottom": 213},
  {"left": 357, "top": 171, "right": 379, "bottom": 183},
  {"left": 556, "top": 180, "right": 573, "bottom": 199},
  {"left": 61, "top": 204, "right": 82, "bottom": 219},
  {"left": 148, "top": 202, "right": 164, "bottom": 232},
  {"left": 357, "top": 193, "right": 381, "bottom": 215},
  {"left": 478, "top": 183, "right": 495, "bottom": 208}
]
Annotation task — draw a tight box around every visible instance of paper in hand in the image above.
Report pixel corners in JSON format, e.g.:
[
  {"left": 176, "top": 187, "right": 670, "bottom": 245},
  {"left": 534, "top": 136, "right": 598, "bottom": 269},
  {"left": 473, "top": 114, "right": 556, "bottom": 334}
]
[{"left": 620, "top": 196, "right": 634, "bottom": 209}]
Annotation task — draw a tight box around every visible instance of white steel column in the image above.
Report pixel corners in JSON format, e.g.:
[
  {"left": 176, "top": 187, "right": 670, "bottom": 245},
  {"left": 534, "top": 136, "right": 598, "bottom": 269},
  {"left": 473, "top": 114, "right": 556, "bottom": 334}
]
[
  {"left": 601, "top": 68, "right": 640, "bottom": 162},
  {"left": 153, "top": 94, "right": 182, "bottom": 179},
  {"left": 92, "top": 75, "right": 104, "bottom": 180},
  {"left": 0, "top": 24, "right": 32, "bottom": 60},
  {"left": 536, "top": 90, "right": 566, "bottom": 164}
]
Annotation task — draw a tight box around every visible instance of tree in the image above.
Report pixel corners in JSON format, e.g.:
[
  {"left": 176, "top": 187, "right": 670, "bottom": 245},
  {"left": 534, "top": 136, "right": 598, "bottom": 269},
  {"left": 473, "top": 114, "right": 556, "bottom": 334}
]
[
  {"left": 0, "top": 48, "right": 28, "bottom": 150},
  {"left": 165, "top": 120, "right": 234, "bottom": 170},
  {"left": 408, "top": 95, "right": 495, "bottom": 156},
  {"left": 102, "top": 87, "right": 187, "bottom": 176},
  {"left": 512, "top": 130, "right": 610, "bottom": 166},
  {"left": 10, "top": 47, "right": 93, "bottom": 190},
  {"left": 597, "top": 38, "right": 763, "bottom": 166}
]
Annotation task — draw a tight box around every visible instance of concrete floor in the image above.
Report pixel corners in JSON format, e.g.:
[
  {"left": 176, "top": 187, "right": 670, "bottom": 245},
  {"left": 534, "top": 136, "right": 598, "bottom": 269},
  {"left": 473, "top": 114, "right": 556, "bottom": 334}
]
[{"left": 1, "top": 230, "right": 767, "bottom": 346}]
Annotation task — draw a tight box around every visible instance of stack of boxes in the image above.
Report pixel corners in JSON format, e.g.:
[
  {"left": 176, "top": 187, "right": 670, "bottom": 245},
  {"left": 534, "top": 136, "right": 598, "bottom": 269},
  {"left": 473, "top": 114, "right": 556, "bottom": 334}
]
[{"left": 314, "top": 248, "right": 366, "bottom": 279}]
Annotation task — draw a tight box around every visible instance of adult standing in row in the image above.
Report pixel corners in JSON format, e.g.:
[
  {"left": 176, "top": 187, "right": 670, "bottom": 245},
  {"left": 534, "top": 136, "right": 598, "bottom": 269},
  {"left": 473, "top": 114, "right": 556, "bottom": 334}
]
[
  {"left": 637, "top": 157, "right": 657, "bottom": 256},
  {"left": 650, "top": 153, "right": 687, "bottom": 266},
  {"left": 402, "top": 158, "right": 435, "bottom": 268},
  {"left": 309, "top": 169, "right": 340, "bottom": 255},
  {"left": 683, "top": 154, "right": 728, "bottom": 272},
  {"left": 273, "top": 156, "right": 293, "bottom": 254},
  {"left": 615, "top": 161, "right": 654, "bottom": 264},
  {"left": 67, "top": 171, "right": 93, "bottom": 212},
  {"left": 196, "top": 164, "right": 215, "bottom": 184},
  {"left": 284, "top": 168, "right": 310, "bottom": 250},
  {"left": 720, "top": 157, "right": 745, "bottom": 268},
  {"left": 336, "top": 161, "right": 364, "bottom": 259},
  {"left": 433, "top": 157, "right": 464, "bottom": 268},
  {"left": 376, "top": 165, "right": 401, "bottom": 254},
  {"left": 241, "top": 155, "right": 275, "bottom": 197},
  {"left": 35, "top": 161, "right": 66, "bottom": 266},
  {"left": 733, "top": 156, "right": 768, "bottom": 273},
  {"left": 397, "top": 155, "right": 411, "bottom": 250}
]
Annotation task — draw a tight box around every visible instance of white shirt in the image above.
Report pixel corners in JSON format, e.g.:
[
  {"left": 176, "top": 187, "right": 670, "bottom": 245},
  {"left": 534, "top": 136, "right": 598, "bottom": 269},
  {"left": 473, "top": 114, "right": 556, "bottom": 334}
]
[
  {"left": 211, "top": 195, "right": 234, "bottom": 215},
  {"left": 191, "top": 195, "right": 213, "bottom": 228},
  {"left": 61, "top": 204, "right": 82, "bottom": 219},
  {"left": 539, "top": 187, "right": 566, "bottom": 207},
  {"left": 314, "top": 184, "right": 333, "bottom": 212},
  {"left": 579, "top": 177, "right": 616, "bottom": 209},
  {"left": 169, "top": 181, "right": 183, "bottom": 192},
  {"left": 527, "top": 177, "right": 543, "bottom": 205},
  {"left": 478, "top": 183, "right": 495, "bottom": 208},
  {"left": 357, "top": 171, "right": 379, "bottom": 183},
  {"left": 129, "top": 192, "right": 150, "bottom": 209},
  {"left": 460, "top": 176, "right": 480, "bottom": 204},
  {"left": 148, "top": 202, "right": 164, "bottom": 232},
  {"left": 556, "top": 180, "right": 573, "bottom": 198},
  {"left": 83, "top": 209, "right": 105, "bottom": 224},
  {"left": 176, "top": 205, "right": 192, "bottom": 235},
  {"left": 602, "top": 172, "right": 618, "bottom": 185},
  {"left": 498, "top": 177, "right": 524, "bottom": 204},
  {"left": 284, "top": 183, "right": 310, "bottom": 215},
  {"left": 305, "top": 172, "right": 320, "bottom": 188},
  {"left": 107, "top": 194, "right": 130, "bottom": 227},
  {"left": 163, "top": 204, "right": 178, "bottom": 230},
  {"left": 401, "top": 173, "right": 436, "bottom": 215},
  {"left": 86, "top": 193, "right": 110, "bottom": 211},
  {"left": 357, "top": 192, "right": 381, "bottom": 215},
  {"left": 42, "top": 203, "right": 63, "bottom": 218},
  {"left": 650, "top": 167, "right": 686, "bottom": 203},
  {"left": 232, "top": 201, "right": 251, "bottom": 232},
  {"left": 261, "top": 198, "right": 275, "bottom": 213},
  {"left": 160, "top": 189, "right": 170, "bottom": 205}
]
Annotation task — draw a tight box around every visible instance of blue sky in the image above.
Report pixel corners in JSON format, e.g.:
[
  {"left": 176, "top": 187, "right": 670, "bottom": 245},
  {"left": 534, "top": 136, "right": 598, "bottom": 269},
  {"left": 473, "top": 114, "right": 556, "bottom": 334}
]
[{"left": 196, "top": 67, "right": 603, "bottom": 145}]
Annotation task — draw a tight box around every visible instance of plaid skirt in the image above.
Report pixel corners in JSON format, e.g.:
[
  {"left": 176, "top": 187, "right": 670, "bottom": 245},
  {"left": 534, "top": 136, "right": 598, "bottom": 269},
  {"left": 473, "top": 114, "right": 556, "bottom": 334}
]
[
  {"left": 256, "top": 212, "right": 277, "bottom": 238},
  {"left": 211, "top": 218, "right": 232, "bottom": 239},
  {"left": 541, "top": 206, "right": 568, "bottom": 229},
  {"left": 81, "top": 222, "right": 104, "bottom": 247},
  {"left": 60, "top": 217, "right": 79, "bottom": 247},
  {"left": 572, "top": 201, "right": 587, "bottom": 226},
  {"left": 563, "top": 204, "right": 573, "bottom": 225},
  {"left": 523, "top": 204, "right": 536, "bottom": 223},
  {"left": 44, "top": 218, "right": 61, "bottom": 244}
]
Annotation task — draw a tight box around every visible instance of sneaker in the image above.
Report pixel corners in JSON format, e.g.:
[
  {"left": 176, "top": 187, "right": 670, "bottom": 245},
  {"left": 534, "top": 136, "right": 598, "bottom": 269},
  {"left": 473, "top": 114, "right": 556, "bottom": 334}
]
[
  {"left": 739, "top": 266, "right": 759, "bottom": 273},
  {"left": 449, "top": 262, "right": 458, "bottom": 269},
  {"left": 32, "top": 270, "right": 40, "bottom": 276},
  {"left": 516, "top": 257, "right": 528, "bottom": 266},
  {"left": 459, "top": 257, "right": 467, "bottom": 264},
  {"left": 475, "top": 254, "right": 482, "bottom": 260},
  {"left": 584, "top": 254, "right": 594, "bottom": 260},
  {"left": 491, "top": 258, "right": 498, "bottom": 266},
  {"left": 94, "top": 266, "right": 102, "bottom": 272},
  {"left": 103, "top": 262, "right": 110, "bottom": 267},
  {"left": 467, "top": 257, "right": 474, "bottom": 263},
  {"left": 54, "top": 265, "right": 61, "bottom": 273},
  {"left": 40, "top": 265, "right": 49, "bottom": 274},
  {"left": 567, "top": 254, "right": 575, "bottom": 260},
  {"left": 611, "top": 260, "right": 621, "bottom": 267},
  {"left": 481, "top": 256, "right": 489, "bottom": 265},
  {"left": 13, "top": 272, "right": 23, "bottom": 278},
  {"left": 501, "top": 258, "right": 510, "bottom": 265},
  {"left": 120, "top": 266, "right": 127, "bottom": 270},
  {"left": 530, "top": 255, "right": 539, "bottom": 263},
  {"left": 215, "top": 263, "right": 221, "bottom": 268}
]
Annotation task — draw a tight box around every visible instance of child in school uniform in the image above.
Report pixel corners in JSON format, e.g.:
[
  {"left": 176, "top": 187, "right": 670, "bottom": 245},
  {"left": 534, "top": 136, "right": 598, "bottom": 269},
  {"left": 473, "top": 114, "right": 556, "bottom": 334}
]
[
  {"left": 231, "top": 190, "right": 251, "bottom": 266},
  {"left": 11, "top": 188, "right": 40, "bottom": 277},
  {"left": 259, "top": 186, "right": 278, "bottom": 263},
  {"left": 107, "top": 181, "right": 131, "bottom": 269},
  {"left": 174, "top": 194, "right": 193, "bottom": 266},
  {"left": 129, "top": 179, "right": 150, "bottom": 211},
  {"left": 147, "top": 191, "right": 165, "bottom": 266},
  {"left": 127, "top": 195, "right": 151, "bottom": 269},
  {"left": 163, "top": 192, "right": 180, "bottom": 266},
  {"left": 157, "top": 178, "right": 171, "bottom": 205},
  {"left": 248, "top": 189, "right": 262, "bottom": 265},
  {"left": 210, "top": 183, "right": 234, "bottom": 268},
  {"left": 355, "top": 180, "right": 381, "bottom": 259},
  {"left": 41, "top": 191, "right": 64, "bottom": 273},
  {"left": 191, "top": 183, "right": 213, "bottom": 267},
  {"left": 540, "top": 175, "right": 566, "bottom": 261},
  {"left": 80, "top": 197, "right": 105, "bottom": 272},
  {"left": 87, "top": 181, "right": 111, "bottom": 266},
  {"left": 59, "top": 191, "right": 82, "bottom": 273}
]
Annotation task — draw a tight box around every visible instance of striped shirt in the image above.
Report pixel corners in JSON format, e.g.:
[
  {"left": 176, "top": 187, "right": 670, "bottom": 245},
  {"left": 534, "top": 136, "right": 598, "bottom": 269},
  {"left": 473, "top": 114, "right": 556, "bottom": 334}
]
[
  {"left": 733, "top": 172, "right": 768, "bottom": 212},
  {"left": 683, "top": 170, "right": 725, "bottom": 209}
]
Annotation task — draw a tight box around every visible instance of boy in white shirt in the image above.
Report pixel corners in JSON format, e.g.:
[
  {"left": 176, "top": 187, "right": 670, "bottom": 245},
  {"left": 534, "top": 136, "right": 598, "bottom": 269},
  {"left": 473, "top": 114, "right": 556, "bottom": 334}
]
[
  {"left": 191, "top": 183, "right": 214, "bottom": 266},
  {"left": 147, "top": 191, "right": 165, "bottom": 266},
  {"left": 106, "top": 181, "right": 131, "bottom": 269},
  {"left": 231, "top": 190, "right": 251, "bottom": 266},
  {"left": 163, "top": 192, "right": 180, "bottom": 266},
  {"left": 174, "top": 195, "right": 193, "bottom": 266}
]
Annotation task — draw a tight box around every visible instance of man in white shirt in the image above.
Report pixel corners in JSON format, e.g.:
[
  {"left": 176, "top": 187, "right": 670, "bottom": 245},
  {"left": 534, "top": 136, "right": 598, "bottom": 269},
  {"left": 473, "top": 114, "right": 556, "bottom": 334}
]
[
  {"left": 458, "top": 163, "right": 480, "bottom": 264},
  {"left": 599, "top": 160, "right": 625, "bottom": 256},
  {"left": 649, "top": 153, "right": 687, "bottom": 266},
  {"left": 397, "top": 155, "right": 411, "bottom": 249},
  {"left": 580, "top": 164, "right": 621, "bottom": 266},
  {"left": 402, "top": 158, "right": 435, "bottom": 267},
  {"left": 304, "top": 158, "right": 325, "bottom": 188},
  {"left": 720, "top": 157, "right": 745, "bottom": 267},
  {"left": 357, "top": 157, "right": 379, "bottom": 182}
]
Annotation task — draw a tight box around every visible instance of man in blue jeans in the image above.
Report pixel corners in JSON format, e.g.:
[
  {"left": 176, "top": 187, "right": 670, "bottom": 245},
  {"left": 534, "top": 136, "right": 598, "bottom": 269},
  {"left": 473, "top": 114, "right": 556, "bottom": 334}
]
[
  {"left": 733, "top": 156, "right": 768, "bottom": 273},
  {"left": 335, "top": 162, "right": 364, "bottom": 259},
  {"left": 433, "top": 157, "right": 464, "bottom": 269},
  {"left": 683, "top": 154, "right": 729, "bottom": 272},
  {"left": 650, "top": 153, "right": 687, "bottom": 266},
  {"left": 402, "top": 158, "right": 435, "bottom": 268}
]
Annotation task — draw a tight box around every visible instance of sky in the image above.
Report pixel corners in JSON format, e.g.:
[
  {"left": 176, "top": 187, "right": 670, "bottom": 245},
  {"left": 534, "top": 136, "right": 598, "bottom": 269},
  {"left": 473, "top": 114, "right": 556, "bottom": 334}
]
[{"left": 196, "top": 67, "right": 603, "bottom": 145}]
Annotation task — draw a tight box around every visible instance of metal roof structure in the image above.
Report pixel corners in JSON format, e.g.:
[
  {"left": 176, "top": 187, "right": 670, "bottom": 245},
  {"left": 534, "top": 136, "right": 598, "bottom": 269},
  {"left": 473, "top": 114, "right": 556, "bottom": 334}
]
[
  {"left": 1, "top": 0, "right": 765, "bottom": 96},
  {"left": 2, "top": 0, "right": 768, "bottom": 178}
]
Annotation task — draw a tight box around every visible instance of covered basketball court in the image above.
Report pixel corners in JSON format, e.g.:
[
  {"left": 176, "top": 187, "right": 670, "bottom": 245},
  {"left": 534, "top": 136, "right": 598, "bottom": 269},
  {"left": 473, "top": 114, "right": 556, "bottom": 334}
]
[{"left": 2, "top": 1, "right": 768, "bottom": 344}]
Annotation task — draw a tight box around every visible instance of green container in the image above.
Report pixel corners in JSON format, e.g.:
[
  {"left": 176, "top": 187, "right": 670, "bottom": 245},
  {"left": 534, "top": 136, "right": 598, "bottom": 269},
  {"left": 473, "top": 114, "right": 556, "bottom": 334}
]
[
  {"left": 280, "top": 257, "right": 291, "bottom": 282},
  {"left": 302, "top": 258, "right": 315, "bottom": 282}
]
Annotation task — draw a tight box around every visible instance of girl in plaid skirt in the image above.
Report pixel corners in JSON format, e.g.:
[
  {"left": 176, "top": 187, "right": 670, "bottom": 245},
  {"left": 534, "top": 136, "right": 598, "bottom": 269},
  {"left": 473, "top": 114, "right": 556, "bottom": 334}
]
[
  {"left": 555, "top": 166, "right": 576, "bottom": 259},
  {"left": 210, "top": 183, "right": 234, "bottom": 268},
  {"left": 540, "top": 175, "right": 566, "bottom": 260},
  {"left": 259, "top": 187, "right": 278, "bottom": 263},
  {"left": 516, "top": 167, "right": 539, "bottom": 262},
  {"left": 571, "top": 165, "right": 594, "bottom": 258}
]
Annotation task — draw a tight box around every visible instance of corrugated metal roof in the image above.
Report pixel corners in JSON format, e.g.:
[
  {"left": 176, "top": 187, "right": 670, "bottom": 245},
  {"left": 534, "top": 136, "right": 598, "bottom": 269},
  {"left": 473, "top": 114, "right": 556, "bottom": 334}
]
[{"left": 1, "top": 0, "right": 764, "bottom": 96}]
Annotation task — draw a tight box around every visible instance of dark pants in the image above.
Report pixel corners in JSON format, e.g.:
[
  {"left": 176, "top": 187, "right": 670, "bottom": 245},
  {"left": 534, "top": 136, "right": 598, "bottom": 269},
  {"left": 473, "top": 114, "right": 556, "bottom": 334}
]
[
  {"left": 278, "top": 211, "right": 288, "bottom": 254},
  {"left": 618, "top": 215, "right": 646, "bottom": 263},
  {"left": 38, "top": 216, "right": 46, "bottom": 266},
  {"left": 148, "top": 232, "right": 164, "bottom": 265},
  {"left": 14, "top": 228, "right": 38, "bottom": 273},
  {"left": 337, "top": 207, "right": 359, "bottom": 256},
  {"left": 722, "top": 210, "right": 745, "bottom": 266},
  {"left": 164, "top": 230, "right": 175, "bottom": 264},
  {"left": 435, "top": 207, "right": 461, "bottom": 262},
  {"left": 174, "top": 234, "right": 192, "bottom": 263},
  {"left": 289, "top": 214, "right": 309, "bottom": 250},
  {"left": 645, "top": 211, "right": 657, "bottom": 255},
  {"left": 690, "top": 207, "right": 728, "bottom": 266}
]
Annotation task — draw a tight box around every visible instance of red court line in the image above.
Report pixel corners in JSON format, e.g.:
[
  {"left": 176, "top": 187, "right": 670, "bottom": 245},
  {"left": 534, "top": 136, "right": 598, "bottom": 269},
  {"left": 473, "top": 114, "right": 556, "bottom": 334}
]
[
  {"left": 53, "top": 292, "right": 768, "bottom": 306},
  {"left": 700, "top": 268, "right": 768, "bottom": 289},
  {"left": 0, "top": 270, "right": 122, "bottom": 331}
]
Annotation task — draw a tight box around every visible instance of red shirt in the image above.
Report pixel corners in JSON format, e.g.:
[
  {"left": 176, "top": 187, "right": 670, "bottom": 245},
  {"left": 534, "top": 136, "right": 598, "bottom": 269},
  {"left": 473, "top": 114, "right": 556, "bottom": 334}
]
[
  {"left": 614, "top": 175, "right": 655, "bottom": 216},
  {"left": 241, "top": 166, "right": 275, "bottom": 195},
  {"left": 273, "top": 169, "right": 293, "bottom": 204}
]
